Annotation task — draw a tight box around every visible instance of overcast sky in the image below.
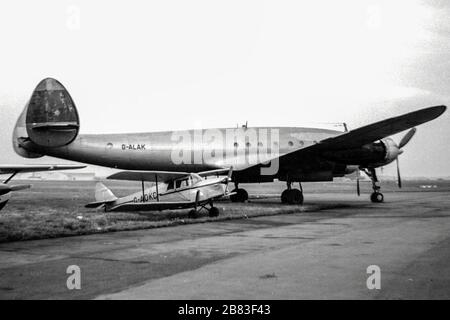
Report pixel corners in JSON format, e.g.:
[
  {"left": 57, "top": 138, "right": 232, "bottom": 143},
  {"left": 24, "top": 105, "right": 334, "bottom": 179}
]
[{"left": 0, "top": 0, "right": 449, "bottom": 177}]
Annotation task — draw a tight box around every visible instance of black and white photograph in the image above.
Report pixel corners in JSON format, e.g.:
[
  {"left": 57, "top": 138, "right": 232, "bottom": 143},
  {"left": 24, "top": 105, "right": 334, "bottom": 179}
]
[{"left": 0, "top": 0, "right": 449, "bottom": 307}]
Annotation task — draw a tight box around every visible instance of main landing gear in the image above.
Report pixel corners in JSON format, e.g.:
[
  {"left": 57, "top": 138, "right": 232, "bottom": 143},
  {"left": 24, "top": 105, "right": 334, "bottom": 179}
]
[
  {"left": 230, "top": 183, "right": 248, "bottom": 203},
  {"left": 363, "top": 168, "right": 384, "bottom": 203},
  {"left": 188, "top": 200, "right": 220, "bottom": 219},
  {"left": 281, "top": 181, "right": 304, "bottom": 205}
]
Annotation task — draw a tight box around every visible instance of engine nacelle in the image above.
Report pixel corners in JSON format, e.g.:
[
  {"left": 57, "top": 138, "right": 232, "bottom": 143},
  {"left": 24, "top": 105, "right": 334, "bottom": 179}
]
[
  {"left": 320, "top": 138, "right": 401, "bottom": 168},
  {"left": 378, "top": 138, "right": 402, "bottom": 166}
]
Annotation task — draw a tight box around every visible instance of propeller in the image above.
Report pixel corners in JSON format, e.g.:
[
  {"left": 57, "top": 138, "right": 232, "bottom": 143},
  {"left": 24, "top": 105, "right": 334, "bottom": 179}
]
[
  {"left": 396, "top": 158, "right": 402, "bottom": 188},
  {"left": 356, "top": 127, "right": 416, "bottom": 195},
  {"left": 398, "top": 127, "right": 416, "bottom": 149},
  {"left": 223, "top": 167, "right": 233, "bottom": 194},
  {"left": 227, "top": 166, "right": 233, "bottom": 182},
  {"left": 394, "top": 128, "right": 416, "bottom": 188}
]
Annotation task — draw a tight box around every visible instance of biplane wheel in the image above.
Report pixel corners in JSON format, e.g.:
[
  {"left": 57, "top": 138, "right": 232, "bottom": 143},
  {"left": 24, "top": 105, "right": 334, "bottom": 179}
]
[
  {"left": 209, "top": 207, "right": 220, "bottom": 217},
  {"left": 370, "top": 192, "right": 384, "bottom": 203},
  {"left": 188, "top": 209, "right": 198, "bottom": 219},
  {"left": 230, "top": 188, "right": 248, "bottom": 202}
]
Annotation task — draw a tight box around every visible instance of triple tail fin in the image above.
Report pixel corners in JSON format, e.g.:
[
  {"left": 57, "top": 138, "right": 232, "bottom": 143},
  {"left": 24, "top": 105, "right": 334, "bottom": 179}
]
[{"left": 13, "top": 78, "right": 80, "bottom": 158}]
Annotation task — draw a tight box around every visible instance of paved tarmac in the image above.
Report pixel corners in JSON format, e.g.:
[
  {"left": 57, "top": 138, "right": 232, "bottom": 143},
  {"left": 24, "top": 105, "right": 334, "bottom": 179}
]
[{"left": 1, "top": 191, "right": 449, "bottom": 299}]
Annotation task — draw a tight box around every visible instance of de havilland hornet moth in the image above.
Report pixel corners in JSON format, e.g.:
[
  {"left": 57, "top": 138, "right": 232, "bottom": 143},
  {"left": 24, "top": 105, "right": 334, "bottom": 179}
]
[
  {"left": 86, "top": 168, "right": 233, "bottom": 217},
  {"left": 0, "top": 164, "right": 86, "bottom": 211},
  {"left": 12, "top": 78, "right": 446, "bottom": 205}
]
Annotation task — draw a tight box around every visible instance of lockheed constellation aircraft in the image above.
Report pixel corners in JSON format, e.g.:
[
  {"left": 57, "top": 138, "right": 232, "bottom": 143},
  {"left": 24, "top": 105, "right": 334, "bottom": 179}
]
[{"left": 12, "top": 78, "right": 446, "bottom": 205}]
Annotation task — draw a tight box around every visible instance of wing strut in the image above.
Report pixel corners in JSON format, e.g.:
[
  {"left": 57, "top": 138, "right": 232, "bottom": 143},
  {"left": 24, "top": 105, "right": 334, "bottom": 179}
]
[
  {"left": 155, "top": 173, "right": 160, "bottom": 202},
  {"left": 4, "top": 171, "right": 18, "bottom": 184},
  {"left": 141, "top": 180, "right": 145, "bottom": 200}
]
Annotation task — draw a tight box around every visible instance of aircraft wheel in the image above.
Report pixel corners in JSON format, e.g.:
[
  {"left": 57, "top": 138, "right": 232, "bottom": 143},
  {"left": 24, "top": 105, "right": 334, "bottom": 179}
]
[
  {"left": 209, "top": 207, "right": 220, "bottom": 217},
  {"left": 230, "top": 188, "right": 248, "bottom": 202},
  {"left": 370, "top": 192, "right": 384, "bottom": 203},
  {"left": 281, "top": 189, "right": 289, "bottom": 203},
  {"left": 282, "top": 189, "right": 303, "bottom": 205},
  {"left": 288, "top": 189, "right": 304, "bottom": 205},
  {"left": 188, "top": 209, "right": 198, "bottom": 219}
]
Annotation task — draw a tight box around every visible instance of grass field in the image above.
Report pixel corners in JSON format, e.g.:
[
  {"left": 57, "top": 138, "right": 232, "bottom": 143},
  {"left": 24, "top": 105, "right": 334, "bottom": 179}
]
[{"left": 0, "top": 179, "right": 448, "bottom": 243}]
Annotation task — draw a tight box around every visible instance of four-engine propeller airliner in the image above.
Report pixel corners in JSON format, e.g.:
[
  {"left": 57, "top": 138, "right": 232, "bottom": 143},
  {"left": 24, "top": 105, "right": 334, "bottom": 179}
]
[
  {"left": 12, "top": 78, "right": 447, "bottom": 205},
  {"left": 0, "top": 164, "right": 86, "bottom": 211}
]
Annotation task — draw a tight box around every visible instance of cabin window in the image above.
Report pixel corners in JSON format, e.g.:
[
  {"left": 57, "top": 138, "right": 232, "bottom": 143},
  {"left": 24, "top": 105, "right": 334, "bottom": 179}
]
[
  {"left": 167, "top": 181, "right": 174, "bottom": 190},
  {"left": 246, "top": 142, "right": 251, "bottom": 148},
  {"left": 175, "top": 178, "right": 189, "bottom": 189},
  {"left": 234, "top": 142, "right": 239, "bottom": 148},
  {"left": 288, "top": 141, "right": 294, "bottom": 147}
]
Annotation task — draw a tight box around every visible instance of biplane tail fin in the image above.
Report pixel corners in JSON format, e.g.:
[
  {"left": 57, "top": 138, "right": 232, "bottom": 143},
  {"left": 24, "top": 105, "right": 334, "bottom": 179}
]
[{"left": 85, "top": 183, "right": 118, "bottom": 208}]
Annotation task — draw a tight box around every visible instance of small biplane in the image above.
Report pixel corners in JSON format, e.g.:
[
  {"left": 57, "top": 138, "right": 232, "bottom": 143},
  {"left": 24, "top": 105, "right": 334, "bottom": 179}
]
[{"left": 86, "top": 168, "right": 233, "bottom": 218}]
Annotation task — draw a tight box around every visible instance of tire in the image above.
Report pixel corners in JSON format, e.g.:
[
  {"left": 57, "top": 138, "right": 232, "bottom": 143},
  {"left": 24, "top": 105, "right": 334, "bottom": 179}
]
[
  {"left": 291, "top": 189, "right": 304, "bottom": 205},
  {"left": 188, "top": 209, "right": 198, "bottom": 219},
  {"left": 238, "top": 189, "right": 248, "bottom": 202},
  {"left": 230, "top": 189, "right": 248, "bottom": 202},
  {"left": 281, "top": 190, "right": 289, "bottom": 203},
  {"left": 209, "top": 207, "right": 220, "bottom": 217},
  {"left": 285, "top": 189, "right": 303, "bottom": 205},
  {"left": 370, "top": 192, "right": 384, "bottom": 203}
]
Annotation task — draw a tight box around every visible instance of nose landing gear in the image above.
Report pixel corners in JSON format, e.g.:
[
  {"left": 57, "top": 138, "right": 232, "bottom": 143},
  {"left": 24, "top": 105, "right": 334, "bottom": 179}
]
[{"left": 363, "top": 168, "right": 384, "bottom": 203}]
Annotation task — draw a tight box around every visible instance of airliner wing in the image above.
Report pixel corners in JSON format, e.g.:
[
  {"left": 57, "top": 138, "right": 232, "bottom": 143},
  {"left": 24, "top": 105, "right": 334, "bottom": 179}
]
[
  {"left": 239, "top": 105, "right": 446, "bottom": 172},
  {"left": 317, "top": 105, "right": 446, "bottom": 150}
]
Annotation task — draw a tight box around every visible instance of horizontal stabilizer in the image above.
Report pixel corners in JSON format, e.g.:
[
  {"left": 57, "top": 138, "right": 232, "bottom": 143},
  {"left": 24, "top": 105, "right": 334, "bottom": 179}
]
[
  {"left": 85, "top": 201, "right": 107, "bottom": 209},
  {"left": 31, "top": 122, "right": 80, "bottom": 131}
]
